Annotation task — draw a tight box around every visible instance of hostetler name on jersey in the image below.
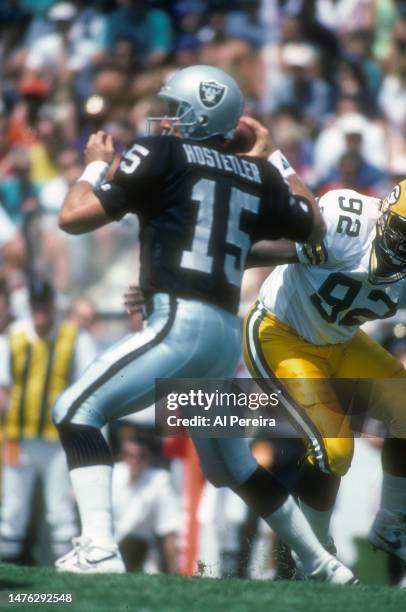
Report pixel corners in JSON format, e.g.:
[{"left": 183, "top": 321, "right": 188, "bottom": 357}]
[{"left": 182, "top": 143, "right": 261, "bottom": 184}]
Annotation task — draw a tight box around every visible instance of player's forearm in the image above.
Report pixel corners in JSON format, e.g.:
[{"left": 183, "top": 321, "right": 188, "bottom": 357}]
[
  {"left": 287, "top": 174, "right": 317, "bottom": 214},
  {"left": 246, "top": 239, "right": 299, "bottom": 268},
  {"left": 268, "top": 150, "right": 326, "bottom": 245},
  {"left": 59, "top": 132, "right": 115, "bottom": 234},
  {"left": 287, "top": 174, "right": 326, "bottom": 244},
  {"left": 59, "top": 182, "right": 109, "bottom": 235}
]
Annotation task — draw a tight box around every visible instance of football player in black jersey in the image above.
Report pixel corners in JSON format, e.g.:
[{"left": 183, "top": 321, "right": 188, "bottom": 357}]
[{"left": 52, "top": 65, "right": 355, "bottom": 582}]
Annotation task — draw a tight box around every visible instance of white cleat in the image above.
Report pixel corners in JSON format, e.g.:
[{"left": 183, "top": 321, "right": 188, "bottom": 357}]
[
  {"left": 55, "top": 537, "right": 125, "bottom": 574},
  {"left": 293, "top": 537, "right": 337, "bottom": 581},
  {"left": 369, "top": 509, "right": 406, "bottom": 564},
  {"left": 306, "top": 556, "right": 358, "bottom": 585}
]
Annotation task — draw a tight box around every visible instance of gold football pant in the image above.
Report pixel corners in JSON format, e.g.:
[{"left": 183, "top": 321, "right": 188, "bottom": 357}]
[{"left": 243, "top": 302, "right": 406, "bottom": 477}]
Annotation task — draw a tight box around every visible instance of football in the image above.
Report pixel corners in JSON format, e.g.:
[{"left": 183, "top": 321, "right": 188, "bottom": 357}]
[{"left": 224, "top": 119, "right": 256, "bottom": 154}]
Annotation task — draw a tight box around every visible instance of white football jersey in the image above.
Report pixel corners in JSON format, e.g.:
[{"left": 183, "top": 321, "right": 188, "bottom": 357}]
[{"left": 260, "top": 189, "right": 406, "bottom": 345}]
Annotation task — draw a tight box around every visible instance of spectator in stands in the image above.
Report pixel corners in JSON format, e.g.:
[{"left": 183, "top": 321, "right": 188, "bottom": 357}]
[
  {"left": 264, "top": 43, "right": 334, "bottom": 124},
  {"left": 269, "top": 112, "right": 315, "bottom": 184},
  {"left": 25, "top": 2, "right": 78, "bottom": 79},
  {"left": 0, "top": 278, "right": 13, "bottom": 420},
  {"left": 0, "top": 276, "right": 97, "bottom": 564},
  {"left": 197, "top": 4, "right": 254, "bottom": 69},
  {"left": 103, "top": 0, "right": 173, "bottom": 67},
  {"left": 313, "top": 112, "right": 386, "bottom": 183},
  {"left": 335, "top": 58, "right": 371, "bottom": 113},
  {"left": 224, "top": 0, "right": 267, "bottom": 49},
  {"left": 38, "top": 146, "right": 85, "bottom": 295},
  {"left": 0, "top": 147, "right": 39, "bottom": 227},
  {"left": 172, "top": 0, "right": 206, "bottom": 66},
  {"left": 6, "top": 75, "right": 50, "bottom": 149},
  {"left": 318, "top": 150, "right": 387, "bottom": 196},
  {"left": 341, "top": 29, "right": 382, "bottom": 104},
  {"left": 0, "top": 277, "right": 12, "bottom": 335},
  {"left": 29, "top": 110, "right": 64, "bottom": 185},
  {"left": 379, "top": 54, "right": 406, "bottom": 130},
  {"left": 372, "top": 0, "right": 398, "bottom": 62},
  {"left": 0, "top": 206, "right": 25, "bottom": 277},
  {"left": 20, "top": 0, "right": 103, "bottom": 89},
  {"left": 388, "top": 4, "right": 406, "bottom": 65},
  {"left": 112, "top": 437, "right": 180, "bottom": 573},
  {"left": 315, "top": 0, "right": 374, "bottom": 34},
  {"left": 67, "top": 1, "right": 106, "bottom": 74},
  {"left": 69, "top": 297, "right": 97, "bottom": 333},
  {"left": 18, "top": 0, "right": 58, "bottom": 16},
  {"left": 387, "top": 155, "right": 406, "bottom": 187},
  {"left": 39, "top": 146, "right": 82, "bottom": 219}
]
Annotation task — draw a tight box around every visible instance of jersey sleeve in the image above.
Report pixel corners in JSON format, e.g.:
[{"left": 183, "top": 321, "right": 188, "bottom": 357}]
[
  {"left": 258, "top": 162, "right": 314, "bottom": 242},
  {"left": 94, "top": 136, "right": 172, "bottom": 220}
]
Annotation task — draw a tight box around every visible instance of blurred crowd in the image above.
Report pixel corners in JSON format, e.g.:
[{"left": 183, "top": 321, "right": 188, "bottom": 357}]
[
  {"left": 0, "top": 0, "right": 406, "bottom": 584},
  {"left": 0, "top": 0, "right": 406, "bottom": 305}
]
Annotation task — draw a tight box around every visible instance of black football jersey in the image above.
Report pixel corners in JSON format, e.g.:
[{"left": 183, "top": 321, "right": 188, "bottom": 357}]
[{"left": 95, "top": 136, "right": 313, "bottom": 314}]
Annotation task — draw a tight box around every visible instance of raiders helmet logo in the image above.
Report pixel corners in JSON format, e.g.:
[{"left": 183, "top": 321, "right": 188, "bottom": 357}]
[{"left": 199, "top": 80, "right": 227, "bottom": 108}]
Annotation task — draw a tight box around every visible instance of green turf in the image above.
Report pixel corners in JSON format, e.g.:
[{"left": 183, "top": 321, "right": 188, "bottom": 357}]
[{"left": 0, "top": 565, "right": 405, "bottom": 612}]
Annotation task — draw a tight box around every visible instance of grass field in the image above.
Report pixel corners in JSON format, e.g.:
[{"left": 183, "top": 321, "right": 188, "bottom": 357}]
[{"left": 0, "top": 565, "right": 405, "bottom": 612}]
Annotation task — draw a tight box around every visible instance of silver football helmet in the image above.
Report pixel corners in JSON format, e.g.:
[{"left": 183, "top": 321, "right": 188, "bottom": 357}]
[{"left": 147, "top": 65, "right": 244, "bottom": 140}]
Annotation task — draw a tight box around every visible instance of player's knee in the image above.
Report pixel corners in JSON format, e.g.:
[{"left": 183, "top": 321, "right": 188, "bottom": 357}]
[
  {"left": 200, "top": 462, "right": 230, "bottom": 487},
  {"left": 52, "top": 389, "right": 106, "bottom": 430},
  {"left": 324, "top": 438, "right": 354, "bottom": 477},
  {"left": 52, "top": 390, "right": 70, "bottom": 427},
  {"left": 201, "top": 458, "right": 257, "bottom": 489}
]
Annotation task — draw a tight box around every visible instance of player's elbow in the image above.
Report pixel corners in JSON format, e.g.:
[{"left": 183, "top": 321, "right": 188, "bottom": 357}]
[
  {"left": 58, "top": 209, "right": 85, "bottom": 235},
  {"left": 59, "top": 210, "right": 78, "bottom": 234}
]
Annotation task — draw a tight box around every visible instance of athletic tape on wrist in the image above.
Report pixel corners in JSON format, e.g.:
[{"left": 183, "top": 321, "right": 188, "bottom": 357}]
[
  {"left": 267, "top": 149, "right": 296, "bottom": 178},
  {"left": 78, "top": 161, "right": 109, "bottom": 188}
]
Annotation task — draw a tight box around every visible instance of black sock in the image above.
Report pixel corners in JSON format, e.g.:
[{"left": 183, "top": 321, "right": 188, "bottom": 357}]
[
  {"left": 57, "top": 423, "right": 113, "bottom": 470},
  {"left": 297, "top": 463, "right": 340, "bottom": 511},
  {"left": 232, "top": 466, "right": 289, "bottom": 518},
  {"left": 382, "top": 438, "right": 406, "bottom": 476}
]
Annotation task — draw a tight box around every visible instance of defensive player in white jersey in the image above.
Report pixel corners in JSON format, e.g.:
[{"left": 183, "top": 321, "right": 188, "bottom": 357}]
[{"left": 244, "top": 166, "right": 406, "bottom": 567}]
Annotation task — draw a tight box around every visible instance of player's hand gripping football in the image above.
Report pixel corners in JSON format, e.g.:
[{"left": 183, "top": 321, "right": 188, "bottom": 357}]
[
  {"left": 85, "top": 131, "right": 115, "bottom": 165},
  {"left": 240, "top": 117, "right": 276, "bottom": 158}
]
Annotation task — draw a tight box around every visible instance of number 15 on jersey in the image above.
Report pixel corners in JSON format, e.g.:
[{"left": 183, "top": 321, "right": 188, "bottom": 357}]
[{"left": 181, "top": 178, "right": 260, "bottom": 287}]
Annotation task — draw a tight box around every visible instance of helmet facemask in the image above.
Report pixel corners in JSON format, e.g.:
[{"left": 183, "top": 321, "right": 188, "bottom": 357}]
[
  {"left": 376, "top": 208, "right": 406, "bottom": 272},
  {"left": 146, "top": 97, "right": 202, "bottom": 138},
  {"left": 371, "top": 183, "right": 406, "bottom": 284}
]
